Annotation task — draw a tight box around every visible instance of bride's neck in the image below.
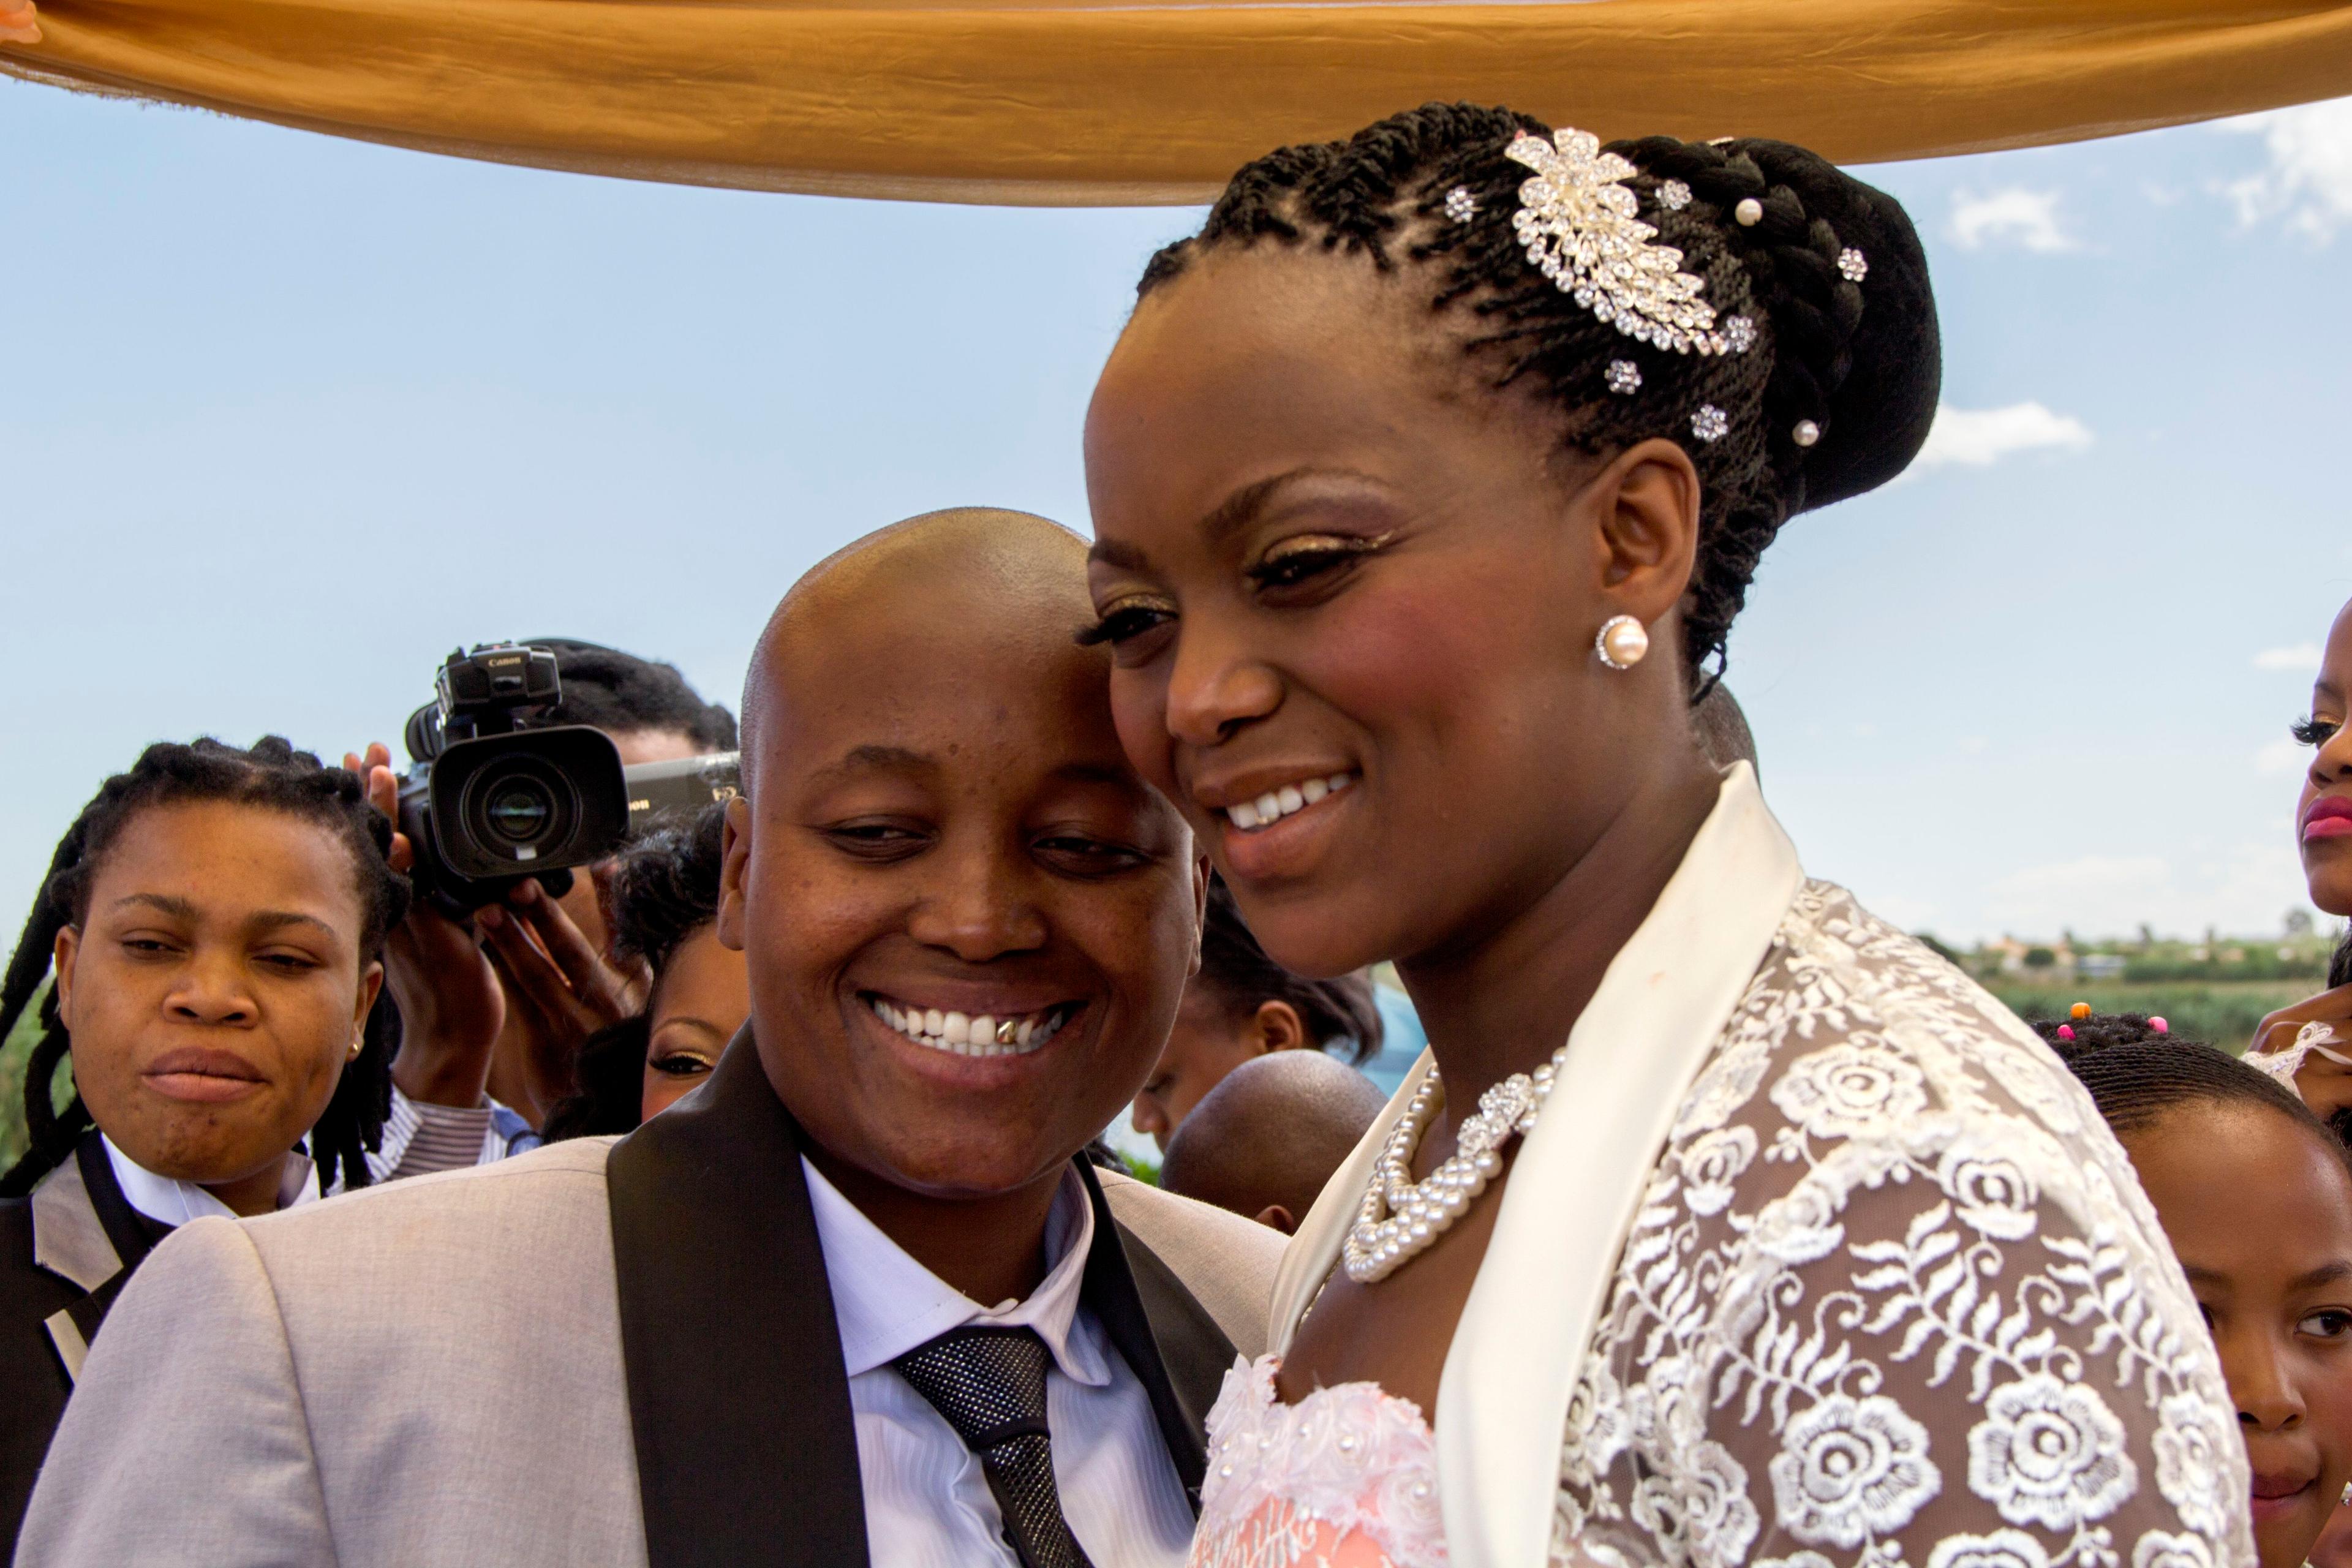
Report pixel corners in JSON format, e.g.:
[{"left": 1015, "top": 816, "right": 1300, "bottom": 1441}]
[{"left": 1396, "top": 753, "right": 1722, "bottom": 1111}]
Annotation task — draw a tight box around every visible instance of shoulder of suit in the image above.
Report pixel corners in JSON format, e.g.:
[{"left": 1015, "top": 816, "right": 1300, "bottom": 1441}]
[
  {"left": 234, "top": 1136, "right": 619, "bottom": 1250},
  {"left": 1098, "top": 1169, "right": 1284, "bottom": 1289}
]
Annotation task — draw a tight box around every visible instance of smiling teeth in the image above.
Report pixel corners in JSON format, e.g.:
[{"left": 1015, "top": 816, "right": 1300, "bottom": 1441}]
[
  {"left": 869, "top": 997, "right": 1069, "bottom": 1057},
  {"left": 1227, "top": 773, "right": 1354, "bottom": 831}
]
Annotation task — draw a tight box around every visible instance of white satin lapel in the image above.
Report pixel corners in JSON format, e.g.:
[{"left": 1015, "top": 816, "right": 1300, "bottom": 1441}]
[
  {"left": 1267, "top": 1049, "right": 1434, "bottom": 1353},
  {"left": 1436, "top": 764, "right": 1803, "bottom": 1568}
]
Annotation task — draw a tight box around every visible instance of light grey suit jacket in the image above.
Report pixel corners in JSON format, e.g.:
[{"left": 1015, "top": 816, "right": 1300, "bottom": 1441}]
[{"left": 14, "top": 1124, "right": 1281, "bottom": 1567}]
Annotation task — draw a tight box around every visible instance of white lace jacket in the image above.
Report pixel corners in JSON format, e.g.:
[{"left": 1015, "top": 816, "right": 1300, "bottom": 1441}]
[
  {"left": 1266, "top": 767, "right": 2252, "bottom": 1568},
  {"left": 1553, "top": 881, "right": 2250, "bottom": 1568}
]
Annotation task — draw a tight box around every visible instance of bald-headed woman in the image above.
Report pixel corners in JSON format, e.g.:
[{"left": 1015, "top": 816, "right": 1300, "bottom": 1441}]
[{"left": 20, "top": 511, "right": 1283, "bottom": 1568}]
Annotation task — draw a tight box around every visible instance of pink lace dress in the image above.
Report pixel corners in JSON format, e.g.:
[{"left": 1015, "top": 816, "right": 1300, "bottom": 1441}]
[{"left": 1189, "top": 1353, "right": 1448, "bottom": 1568}]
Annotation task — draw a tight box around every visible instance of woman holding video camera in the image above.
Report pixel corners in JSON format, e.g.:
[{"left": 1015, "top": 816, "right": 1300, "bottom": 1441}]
[
  {"left": 347, "top": 638, "right": 740, "bottom": 1140},
  {"left": 0, "top": 737, "right": 406, "bottom": 1549}
]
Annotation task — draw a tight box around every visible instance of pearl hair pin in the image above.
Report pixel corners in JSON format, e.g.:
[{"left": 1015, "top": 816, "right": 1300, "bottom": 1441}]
[
  {"left": 1792, "top": 419, "right": 1821, "bottom": 447},
  {"left": 1504, "top": 127, "right": 1737, "bottom": 356},
  {"left": 1595, "top": 614, "right": 1649, "bottom": 670},
  {"left": 1734, "top": 197, "right": 1763, "bottom": 226}
]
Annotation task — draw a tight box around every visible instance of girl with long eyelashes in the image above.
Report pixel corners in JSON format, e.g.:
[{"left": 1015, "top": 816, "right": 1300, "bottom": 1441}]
[
  {"left": 1083, "top": 104, "right": 2249, "bottom": 1568},
  {"left": 2248, "top": 597, "right": 2352, "bottom": 1132},
  {"left": 0, "top": 737, "right": 407, "bottom": 1547}
]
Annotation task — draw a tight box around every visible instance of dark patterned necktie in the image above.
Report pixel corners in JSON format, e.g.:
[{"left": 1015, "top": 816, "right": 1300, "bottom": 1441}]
[{"left": 892, "top": 1325, "right": 1098, "bottom": 1568}]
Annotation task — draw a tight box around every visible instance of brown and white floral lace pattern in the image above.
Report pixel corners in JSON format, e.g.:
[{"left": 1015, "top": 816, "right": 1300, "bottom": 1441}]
[{"left": 1553, "top": 882, "right": 2250, "bottom": 1568}]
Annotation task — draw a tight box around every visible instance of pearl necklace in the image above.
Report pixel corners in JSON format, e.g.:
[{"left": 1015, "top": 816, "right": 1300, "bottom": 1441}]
[{"left": 1343, "top": 1042, "right": 1569, "bottom": 1283}]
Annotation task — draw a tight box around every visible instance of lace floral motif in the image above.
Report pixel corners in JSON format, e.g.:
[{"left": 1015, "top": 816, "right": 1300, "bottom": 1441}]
[
  {"left": 1193, "top": 1354, "right": 1447, "bottom": 1568},
  {"left": 1553, "top": 883, "right": 2252, "bottom": 1568}
]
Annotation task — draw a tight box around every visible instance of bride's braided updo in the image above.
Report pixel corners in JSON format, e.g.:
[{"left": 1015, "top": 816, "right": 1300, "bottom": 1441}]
[{"left": 1138, "top": 102, "right": 1940, "bottom": 687}]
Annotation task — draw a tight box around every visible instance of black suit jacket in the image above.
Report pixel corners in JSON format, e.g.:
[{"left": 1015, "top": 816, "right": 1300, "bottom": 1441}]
[
  {"left": 0, "top": 1135, "right": 170, "bottom": 1549},
  {"left": 606, "top": 1038, "right": 1238, "bottom": 1568}
]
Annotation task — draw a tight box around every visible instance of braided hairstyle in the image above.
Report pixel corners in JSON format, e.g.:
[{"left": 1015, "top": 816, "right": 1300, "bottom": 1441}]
[
  {"left": 1137, "top": 102, "right": 1940, "bottom": 687},
  {"left": 0, "top": 737, "right": 410, "bottom": 1199},
  {"left": 2036, "top": 1012, "right": 2347, "bottom": 1167}
]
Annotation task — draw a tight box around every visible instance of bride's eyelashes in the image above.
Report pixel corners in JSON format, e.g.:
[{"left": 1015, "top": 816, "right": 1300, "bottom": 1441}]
[
  {"left": 1077, "top": 532, "right": 1396, "bottom": 649},
  {"left": 1243, "top": 532, "right": 1395, "bottom": 597},
  {"left": 2294, "top": 716, "right": 2342, "bottom": 748},
  {"left": 1076, "top": 599, "right": 1173, "bottom": 648}
]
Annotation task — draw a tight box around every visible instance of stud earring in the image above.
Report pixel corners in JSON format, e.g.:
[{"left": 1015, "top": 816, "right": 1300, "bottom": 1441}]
[{"left": 1595, "top": 615, "right": 1649, "bottom": 671}]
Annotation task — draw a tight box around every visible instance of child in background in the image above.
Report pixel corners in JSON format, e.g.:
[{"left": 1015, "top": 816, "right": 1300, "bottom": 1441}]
[
  {"left": 1159, "top": 1050, "right": 1387, "bottom": 1234},
  {"left": 1128, "top": 876, "right": 1382, "bottom": 1151},
  {"left": 0, "top": 738, "right": 407, "bottom": 1547},
  {"left": 541, "top": 804, "right": 747, "bottom": 1138},
  {"left": 2041, "top": 1011, "right": 2352, "bottom": 1568}
]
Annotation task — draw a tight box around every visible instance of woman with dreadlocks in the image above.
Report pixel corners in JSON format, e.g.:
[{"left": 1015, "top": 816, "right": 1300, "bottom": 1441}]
[
  {"left": 0, "top": 737, "right": 405, "bottom": 1547},
  {"left": 1082, "top": 105, "right": 2246, "bottom": 1568}
]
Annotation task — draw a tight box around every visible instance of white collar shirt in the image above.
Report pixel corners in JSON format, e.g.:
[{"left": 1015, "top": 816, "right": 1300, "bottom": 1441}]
[
  {"left": 102, "top": 1135, "right": 322, "bottom": 1227},
  {"left": 802, "top": 1156, "right": 1195, "bottom": 1568}
]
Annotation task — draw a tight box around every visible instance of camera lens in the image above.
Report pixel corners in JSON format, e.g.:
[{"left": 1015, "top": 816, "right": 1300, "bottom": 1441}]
[
  {"left": 456, "top": 756, "right": 577, "bottom": 864},
  {"left": 484, "top": 778, "right": 555, "bottom": 843}
]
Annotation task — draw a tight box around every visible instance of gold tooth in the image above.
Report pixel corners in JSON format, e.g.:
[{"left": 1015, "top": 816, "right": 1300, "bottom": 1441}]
[{"left": 997, "top": 1018, "right": 1019, "bottom": 1045}]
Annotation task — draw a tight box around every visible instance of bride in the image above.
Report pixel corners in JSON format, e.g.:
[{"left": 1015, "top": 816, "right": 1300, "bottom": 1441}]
[{"left": 1080, "top": 103, "right": 2249, "bottom": 1568}]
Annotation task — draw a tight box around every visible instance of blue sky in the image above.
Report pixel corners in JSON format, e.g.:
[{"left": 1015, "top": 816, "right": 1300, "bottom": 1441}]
[{"left": 7, "top": 81, "right": 2352, "bottom": 948}]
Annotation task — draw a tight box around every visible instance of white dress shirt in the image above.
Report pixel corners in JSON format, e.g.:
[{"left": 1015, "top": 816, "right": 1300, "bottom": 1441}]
[
  {"left": 103, "top": 1136, "right": 322, "bottom": 1227},
  {"left": 802, "top": 1157, "right": 1196, "bottom": 1568}
]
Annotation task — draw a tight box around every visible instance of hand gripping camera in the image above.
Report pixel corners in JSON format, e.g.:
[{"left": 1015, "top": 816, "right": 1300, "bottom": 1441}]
[{"left": 398, "top": 644, "right": 740, "bottom": 911}]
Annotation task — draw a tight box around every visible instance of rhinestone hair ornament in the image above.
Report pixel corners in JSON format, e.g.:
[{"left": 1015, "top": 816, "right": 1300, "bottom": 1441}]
[{"left": 1505, "top": 128, "right": 1742, "bottom": 357}]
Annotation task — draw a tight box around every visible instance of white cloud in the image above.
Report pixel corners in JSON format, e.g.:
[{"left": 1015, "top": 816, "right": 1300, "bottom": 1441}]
[
  {"left": 2258, "top": 737, "right": 2308, "bottom": 775},
  {"left": 2254, "top": 642, "right": 2324, "bottom": 672},
  {"left": 1913, "top": 403, "right": 2094, "bottom": 469},
  {"left": 1950, "top": 188, "right": 2076, "bottom": 252},
  {"left": 2221, "top": 95, "right": 2352, "bottom": 241}
]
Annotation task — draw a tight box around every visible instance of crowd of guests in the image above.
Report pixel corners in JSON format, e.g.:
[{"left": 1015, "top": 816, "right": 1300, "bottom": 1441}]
[{"left": 3, "top": 98, "right": 2351, "bottom": 1568}]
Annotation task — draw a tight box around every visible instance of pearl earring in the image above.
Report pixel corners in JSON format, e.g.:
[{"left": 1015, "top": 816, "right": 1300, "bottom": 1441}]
[
  {"left": 2341, "top": 1480, "right": 2351, "bottom": 1507},
  {"left": 1595, "top": 615, "right": 1649, "bottom": 671}
]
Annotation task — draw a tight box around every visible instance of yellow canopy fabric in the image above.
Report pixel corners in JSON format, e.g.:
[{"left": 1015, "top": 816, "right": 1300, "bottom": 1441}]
[{"left": 4, "top": 0, "right": 2351, "bottom": 203}]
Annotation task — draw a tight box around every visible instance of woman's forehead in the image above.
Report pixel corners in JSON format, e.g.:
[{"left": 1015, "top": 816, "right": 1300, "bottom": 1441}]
[{"left": 88, "top": 802, "right": 361, "bottom": 923}]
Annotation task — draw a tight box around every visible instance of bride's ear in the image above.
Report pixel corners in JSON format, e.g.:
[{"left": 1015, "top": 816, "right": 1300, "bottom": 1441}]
[{"left": 1586, "top": 437, "right": 1702, "bottom": 626}]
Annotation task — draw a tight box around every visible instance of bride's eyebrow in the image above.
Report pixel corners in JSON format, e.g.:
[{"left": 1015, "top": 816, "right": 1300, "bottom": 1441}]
[{"left": 1090, "top": 467, "right": 1398, "bottom": 576}]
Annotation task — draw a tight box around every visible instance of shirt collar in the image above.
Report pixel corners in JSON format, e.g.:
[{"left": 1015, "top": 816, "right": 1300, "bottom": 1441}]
[
  {"left": 103, "top": 1135, "right": 322, "bottom": 1229},
  {"left": 802, "top": 1155, "right": 1110, "bottom": 1389}
]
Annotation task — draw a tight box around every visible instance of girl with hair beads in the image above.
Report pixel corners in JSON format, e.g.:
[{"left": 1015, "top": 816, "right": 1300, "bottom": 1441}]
[
  {"left": 2040, "top": 1012, "right": 2352, "bottom": 1568},
  {"left": 1083, "top": 105, "right": 2248, "bottom": 1568},
  {"left": 0, "top": 738, "right": 405, "bottom": 1547}
]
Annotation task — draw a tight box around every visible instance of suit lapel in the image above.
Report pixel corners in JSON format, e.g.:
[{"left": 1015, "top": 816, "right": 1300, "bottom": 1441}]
[
  {"left": 1075, "top": 1159, "right": 1230, "bottom": 1509},
  {"left": 606, "top": 1035, "right": 869, "bottom": 1568},
  {"left": 29, "top": 1135, "right": 156, "bottom": 1384}
]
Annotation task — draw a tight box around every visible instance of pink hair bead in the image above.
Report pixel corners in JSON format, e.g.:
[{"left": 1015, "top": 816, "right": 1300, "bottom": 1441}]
[
  {"left": 2056, "top": 1025, "right": 2076, "bottom": 1041},
  {"left": 2149, "top": 1017, "right": 2169, "bottom": 1035}
]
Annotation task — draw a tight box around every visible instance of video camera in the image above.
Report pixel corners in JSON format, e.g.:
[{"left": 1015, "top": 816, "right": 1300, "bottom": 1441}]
[{"left": 398, "top": 643, "right": 740, "bottom": 911}]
